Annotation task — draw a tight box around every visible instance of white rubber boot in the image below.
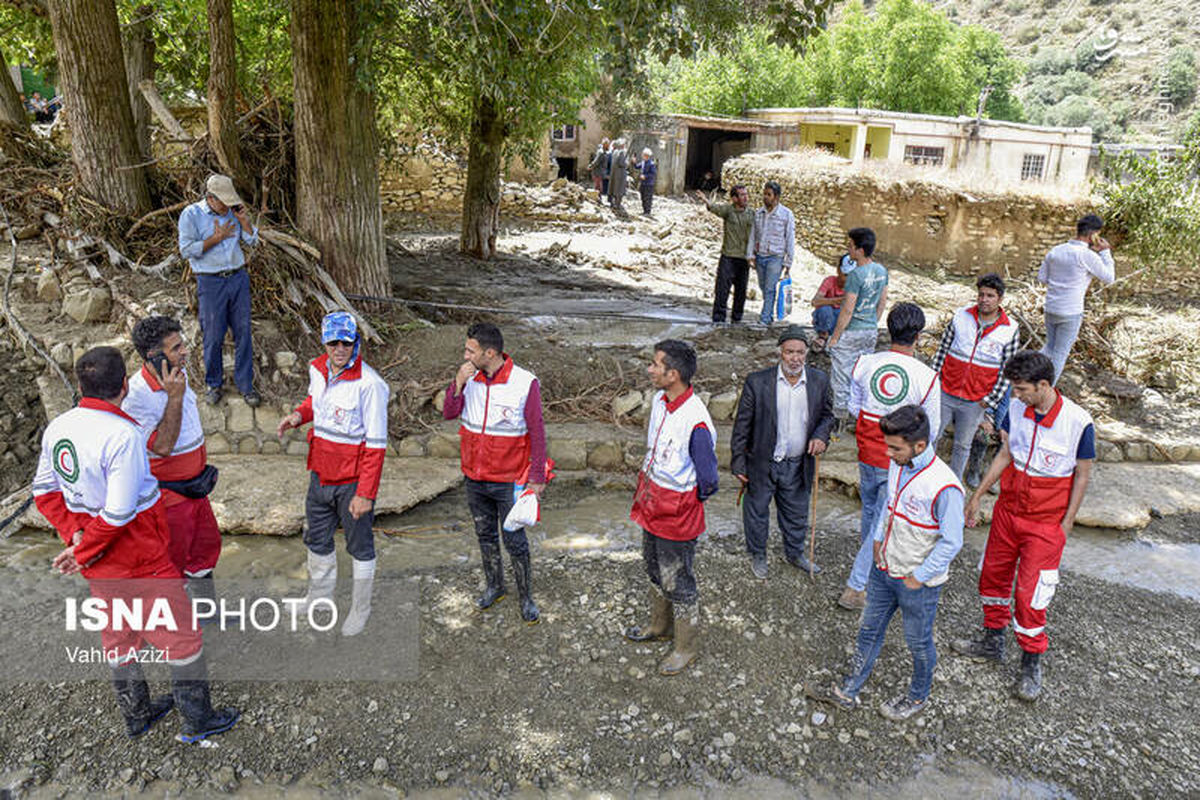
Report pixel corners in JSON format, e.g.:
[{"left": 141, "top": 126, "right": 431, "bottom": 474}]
[
  {"left": 341, "top": 557, "right": 376, "bottom": 637},
  {"left": 303, "top": 550, "right": 338, "bottom": 616}
]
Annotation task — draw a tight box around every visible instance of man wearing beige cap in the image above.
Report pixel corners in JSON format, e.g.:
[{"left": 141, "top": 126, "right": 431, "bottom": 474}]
[{"left": 177, "top": 174, "right": 261, "bottom": 406}]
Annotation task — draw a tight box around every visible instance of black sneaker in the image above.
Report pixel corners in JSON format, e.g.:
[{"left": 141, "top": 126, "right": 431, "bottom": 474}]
[
  {"left": 785, "top": 553, "right": 822, "bottom": 575},
  {"left": 750, "top": 553, "right": 768, "bottom": 580},
  {"left": 205, "top": 386, "right": 223, "bottom": 405},
  {"left": 805, "top": 681, "right": 859, "bottom": 711},
  {"left": 879, "top": 694, "right": 926, "bottom": 721},
  {"left": 243, "top": 391, "right": 262, "bottom": 408}
]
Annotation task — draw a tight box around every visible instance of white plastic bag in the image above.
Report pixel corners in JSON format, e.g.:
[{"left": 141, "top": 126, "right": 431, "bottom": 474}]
[{"left": 503, "top": 489, "right": 541, "bottom": 531}]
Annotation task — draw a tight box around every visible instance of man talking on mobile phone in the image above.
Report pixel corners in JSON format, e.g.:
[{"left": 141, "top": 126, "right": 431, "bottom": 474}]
[{"left": 177, "top": 174, "right": 261, "bottom": 408}]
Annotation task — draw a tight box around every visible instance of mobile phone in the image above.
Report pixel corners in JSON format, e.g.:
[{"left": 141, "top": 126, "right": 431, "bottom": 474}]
[
  {"left": 232, "top": 204, "right": 243, "bottom": 213},
  {"left": 149, "top": 352, "right": 169, "bottom": 375}
]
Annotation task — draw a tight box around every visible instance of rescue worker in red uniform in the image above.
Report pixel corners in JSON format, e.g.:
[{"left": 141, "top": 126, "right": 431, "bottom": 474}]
[
  {"left": 123, "top": 316, "right": 221, "bottom": 604},
  {"left": 278, "top": 311, "right": 390, "bottom": 637},
  {"left": 931, "top": 273, "right": 1021, "bottom": 481},
  {"left": 953, "top": 350, "right": 1095, "bottom": 701},
  {"left": 624, "top": 340, "right": 719, "bottom": 676},
  {"left": 443, "top": 323, "right": 547, "bottom": 623},
  {"left": 33, "top": 347, "right": 238, "bottom": 741}
]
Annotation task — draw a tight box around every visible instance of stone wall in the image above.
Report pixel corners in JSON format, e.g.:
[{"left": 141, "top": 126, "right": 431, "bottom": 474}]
[{"left": 722, "top": 152, "right": 1093, "bottom": 279}]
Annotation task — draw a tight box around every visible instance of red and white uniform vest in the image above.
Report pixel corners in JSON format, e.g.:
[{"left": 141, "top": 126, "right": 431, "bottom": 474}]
[
  {"left": 851, "top": 350, "right": 940, "bottom": 470},
  {"left": 458, "top": 357, "right": 536, "bottom": 483},
  {"left": 879, "top": 456, "right": 962, "bottom": 587},
  {"left": 939, "top": 305, "right": 1019, "bottom": 402},
  {"left": 294, "top": 354, "right": 390, "bottom": 499},
  {"left": 1000, "top": 392, "right": 1091, "bottom": 523},
  {"left": 121, "top": 366, "right": 208, "bottom": 507},
  {"left": 32, "top": 398, "right": 175, "bottom": 579},
  {"left": 630, "top": 388, "right": 716, "bottom": 542}
]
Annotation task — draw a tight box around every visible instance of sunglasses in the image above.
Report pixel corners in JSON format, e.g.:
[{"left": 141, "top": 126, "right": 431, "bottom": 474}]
[{"left": 326, "top": 340, "right": 354, "bottom": 348}]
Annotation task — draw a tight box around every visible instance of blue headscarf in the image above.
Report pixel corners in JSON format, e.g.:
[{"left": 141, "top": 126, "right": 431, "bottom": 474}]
[{"left": 321, "top": 311, "right": 361, "bottom": 365}]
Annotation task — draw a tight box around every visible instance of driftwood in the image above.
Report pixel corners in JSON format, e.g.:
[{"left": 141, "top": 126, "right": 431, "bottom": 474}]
[
  {"left": 260, "top": 228, "right": 381, "bottom": 343},
  {"left": 137, "top": 79, "right": 189, "bottom": 141},
  {"left": 125, "top": 198, "right": 191, "bottom": 238}
]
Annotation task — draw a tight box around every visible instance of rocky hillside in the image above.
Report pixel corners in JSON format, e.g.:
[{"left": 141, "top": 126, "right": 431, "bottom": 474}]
[{"left": 938, "top": 0, "right": 1200, "bottom": 142}]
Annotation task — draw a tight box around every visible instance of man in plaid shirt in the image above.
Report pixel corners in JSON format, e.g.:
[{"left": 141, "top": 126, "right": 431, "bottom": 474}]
[{"left": 931, "top": 273, "right": 1020, "bottom": 481}]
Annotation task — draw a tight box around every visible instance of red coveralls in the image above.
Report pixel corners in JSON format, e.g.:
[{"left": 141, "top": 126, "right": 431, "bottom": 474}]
[{"left": 979, "top": 392, "right": 1093, "bottom": 654}]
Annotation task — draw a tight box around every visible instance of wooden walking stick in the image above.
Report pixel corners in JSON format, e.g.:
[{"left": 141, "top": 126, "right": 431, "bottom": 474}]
[{"left": 808, "top": 453, "right": 821, "bottom": 580}]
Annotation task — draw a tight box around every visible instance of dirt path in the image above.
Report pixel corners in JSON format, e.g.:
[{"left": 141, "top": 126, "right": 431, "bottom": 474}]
[{"left": 1, "top": 526, "right": 1196, "bottom": 797}]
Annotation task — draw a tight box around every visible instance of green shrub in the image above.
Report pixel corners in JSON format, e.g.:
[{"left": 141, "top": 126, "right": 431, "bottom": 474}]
[
  {"left": 1026, "top": 70, "right": 1094, "bottom": 105},
  {"left": 1028, "top": 46, "right": 1074, "bottom": 76},
  {"left": 1041, "top": 94, "right": 1116, "bottom": 139},
  {"left": 1161, "top": 46, "right": 1198, "bottom": 107}
]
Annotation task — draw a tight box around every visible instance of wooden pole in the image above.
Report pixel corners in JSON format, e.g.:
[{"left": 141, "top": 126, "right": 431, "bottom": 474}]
[{"left": 808, "top": 453, "right": 821, "bottom": 581}]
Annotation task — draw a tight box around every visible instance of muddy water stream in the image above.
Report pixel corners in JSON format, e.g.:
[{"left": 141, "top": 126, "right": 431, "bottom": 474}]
[{"left": 5, "top": 485, "right": 1196, "bottom": 601}]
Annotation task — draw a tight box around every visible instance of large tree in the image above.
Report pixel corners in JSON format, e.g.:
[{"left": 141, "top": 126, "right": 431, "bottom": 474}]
[
  {"left": 291, "top": 0, "right": 388, "bottom": 297},
  {"left": 390, "top": 0, "right": 834, "bottom": 260},
  {"left": 0, "top": 43, "right": 27, "bottom": 126},
  {"left": 206, "top": 0, "right": 246, "bottom": 183},
  {"left": 121, "top": 4, "right": 155, "bottom": 159},
  {"left": 45, "top": 0, "right": 150, "bottom": 214}
]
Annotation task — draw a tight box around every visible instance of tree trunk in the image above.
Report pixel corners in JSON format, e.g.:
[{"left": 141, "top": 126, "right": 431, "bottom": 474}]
[
  {"left": 460, "top": 94, "right": 505, "bottom": 260},
  {"left": 121, "top": 4, "right": 155, "bottom": 160},
  {"left": 0, "top": 45, "right": 27, "bottom": 126},
  {"left": 206, "top": 0, "right": 245, "bottom": 184},
  {"left": 46, "top": 0, "right": 151, "bottom": 215},
  {"left": 291, "top": 0, "right": 388, "bottom": 298}
]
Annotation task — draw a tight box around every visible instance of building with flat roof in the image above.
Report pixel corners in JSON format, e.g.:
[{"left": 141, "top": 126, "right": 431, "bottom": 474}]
[{"left": 553, "top": 104, "right": 1094, "bottom": 195}]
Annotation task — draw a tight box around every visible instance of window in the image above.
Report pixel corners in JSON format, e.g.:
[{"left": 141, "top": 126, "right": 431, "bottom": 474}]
[
  {"left": 1021, "top": 153, "right": 1046, "bottom": 181},
  {"left": 903, "top": 145, "right": 945, "bottom": 166},
  {"left": 551, "top": 124, "right": 576, "bottom": 141}
]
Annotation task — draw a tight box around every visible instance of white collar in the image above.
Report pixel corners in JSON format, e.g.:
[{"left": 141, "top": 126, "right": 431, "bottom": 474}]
[{"left": 777, "top": 365, "right": 807, "bottom": 386}]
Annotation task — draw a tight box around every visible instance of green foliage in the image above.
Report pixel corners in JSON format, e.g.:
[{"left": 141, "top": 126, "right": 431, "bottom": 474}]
[
  {"left": 657, "top": 0, "right": 1025, "bottom": 121},
  {"left": 380, "top": 0, "right": 834, "bottom": 167},
  {"left": 1037, "top": 94, "right": 1115, "bottom": 138},
  {"left": 664, "top": 27, "right": 805, "bottom": 116},
  {"left": 1096, "top": 136, "right": 1200, "bottom": 274},
  {"left": 1160, "top": 46, "right": 1197, "bottom": 107},
  {"left": 1027, "top": 46, "right": 1074, "bottom": 76},
  {"left": 1026, "top": 70, "right": 1094, "bottom": 106}
]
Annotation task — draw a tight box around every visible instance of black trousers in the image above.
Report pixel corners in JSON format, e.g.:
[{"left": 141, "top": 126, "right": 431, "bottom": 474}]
[
  {"left": 642, "top": 529, "right": 698, "bottom": 606},
  {"left": 640, "top": 183, "right": 655, "bottom": 214},
  {"left": 303, "top": 473, "right": 375, "bottom": 560},
  {"left": 465, "top": 478, "right": 529, "bottom": 557},
  {"left": 712, "top": 255, "right": 750, "bottom": 323},
  {"left": 741, "top": 457, "right": 812, "bottom": 560}
]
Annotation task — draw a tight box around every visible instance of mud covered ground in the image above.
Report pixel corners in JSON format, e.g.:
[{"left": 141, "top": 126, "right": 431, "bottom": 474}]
[{"left": 2, "top": 519, "right": 1197, "bottom": 798}]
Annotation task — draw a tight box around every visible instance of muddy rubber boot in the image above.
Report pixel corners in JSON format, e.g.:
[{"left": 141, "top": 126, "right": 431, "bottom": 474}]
[
  {"left": 111, "top": 661, "right": 174, "bottom": 738},
  {"left": 512, "top": 551, "right": 540, "bottom": 624},
  {"left": 170, "top": 652, "right": 240, "bottom": 743},
  {"left": 186, "top": 572, "right": 217, "bottom": 625},
  {"left": 623, "top": 587, "right": 674, "bottom": 642},
  {"left": 659, "top": 605, "right": 699, "bottom": 675},
  {"left": 302, "top": 549, "right": 338, "bottom": 615},
  {"left": 477, "top": 542, "right": 506, "bottom": 610},
  {"left": 341, "top": 557, "right": 375, "bottom": 636},
  {"left": 951, "top": 626, "right": 1006, "bottom": 663},
  {"left": 1015, "top": 651, "right": 1044, "bottom": 702}
]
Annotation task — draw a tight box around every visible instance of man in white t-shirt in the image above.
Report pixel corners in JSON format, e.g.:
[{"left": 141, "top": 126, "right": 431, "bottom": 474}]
[{"left": 1037, "top": 214, "right": 1114, "bottom": 383}]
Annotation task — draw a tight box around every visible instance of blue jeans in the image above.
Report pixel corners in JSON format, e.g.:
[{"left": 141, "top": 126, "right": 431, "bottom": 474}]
[
  {"left": 935, "top": 393, "right": 987, "bottom": 480},
  {"left": 812, "top": 305, "right": 838, "bottom": 335},
  {"left": 755, "top": 254, "right": 784, "bottom": 324},
  {"left": 1042, "top": 311, "right": 1083, "bottom": 384},
  {"left": 848, "top": 463, "right": 889, "bottom": 592},
  {"left": 197, "top": 269, "right": 253, "bottom": 393},
  {"left": 842, "top": 566, "right": 943, "bottom": 702}
]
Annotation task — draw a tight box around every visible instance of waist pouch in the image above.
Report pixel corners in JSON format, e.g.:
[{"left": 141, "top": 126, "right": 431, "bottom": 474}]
[{"left": 159, "top": 464, "right": 219, "bottom": 499}]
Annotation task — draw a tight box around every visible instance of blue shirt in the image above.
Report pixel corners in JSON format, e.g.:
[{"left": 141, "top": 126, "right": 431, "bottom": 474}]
[
  {"left": 872, "top": 446, "right": 964, "bottom": 585},
  {"left": 177, "top": 199, "right": 258, "bottom": 274},
  {"left": 843, "top": 261, "right": 888, "bottom": 331},
  {"left": 688, "top": 426, "right": 719, "bottom": 502}
]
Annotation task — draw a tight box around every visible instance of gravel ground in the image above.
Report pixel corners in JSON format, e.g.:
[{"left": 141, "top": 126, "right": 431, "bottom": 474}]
[{"left": 2, "top": 527, "right": 1197, "bottom": 798}]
